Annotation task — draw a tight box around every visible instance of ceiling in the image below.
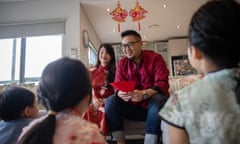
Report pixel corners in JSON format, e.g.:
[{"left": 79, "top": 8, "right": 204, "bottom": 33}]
[
  {"left": 80, "top": 0, "right": 210, "bottom": 43},
  {"left": 1, "top": 0, "right": 239, "bottom": 43}
]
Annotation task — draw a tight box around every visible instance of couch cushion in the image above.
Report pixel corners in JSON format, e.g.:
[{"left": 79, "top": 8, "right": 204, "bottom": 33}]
[{"left": 169, "top": 74, "right": 203, "bottom": 95}]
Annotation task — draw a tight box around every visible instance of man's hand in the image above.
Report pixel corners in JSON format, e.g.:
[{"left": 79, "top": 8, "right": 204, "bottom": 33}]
[
  {"left": 130, "top": 90, "right": 144, "bottom": 102},
  {"left": 117, "top": 91, "right": 132, "bottom": 102},
  {"left": 118, "top": 90, "right": 145, "bottom": 102}
]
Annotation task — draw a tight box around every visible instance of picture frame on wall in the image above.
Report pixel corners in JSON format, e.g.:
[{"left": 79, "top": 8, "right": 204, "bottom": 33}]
[
  {"left": 154, "top": 42, "right": 167, "bottom": 53},
  {"left": 154, "top": 42, "right": 168, "bottom": 65},
  {"left": 112, "top": 44, "right": 124, "bottom": 63},
  {"left": 171, "top": 55, "right": 197, "bottom": 76}
]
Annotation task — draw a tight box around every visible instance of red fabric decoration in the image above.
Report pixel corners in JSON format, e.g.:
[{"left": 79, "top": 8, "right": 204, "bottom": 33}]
[
  {"left": 110, "top": 0, "right": 128, "bottom": 32},
  {"left": 83, "top": 106, "right": 108, "bottom": 135},
  {"left": 129, "top": 0, "right": 148, "bottom": 31},
  {"left": 110, "top": 81, "right": 136, "bottom": 92}
]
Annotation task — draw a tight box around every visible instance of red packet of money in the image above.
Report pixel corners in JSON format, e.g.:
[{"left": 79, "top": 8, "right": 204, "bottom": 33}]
[{"left": 110, "top": 81, "right": 136, "bottom": 92}]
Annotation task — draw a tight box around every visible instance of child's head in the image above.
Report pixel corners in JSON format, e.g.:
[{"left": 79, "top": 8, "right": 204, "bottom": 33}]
[
  {"left": 0, "top": 86, "right": 38, "bottom": 121},
  {"left": 38, "top": 57, "right": 92, "bottom": 112},
  {"left": 188, "top": 0, "right": 240, "bottom": 70}
]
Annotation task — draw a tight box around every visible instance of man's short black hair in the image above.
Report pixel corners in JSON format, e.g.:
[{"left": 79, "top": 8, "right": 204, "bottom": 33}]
[{"left": 121, "top": 30, "right": 142, "bottom": 40}]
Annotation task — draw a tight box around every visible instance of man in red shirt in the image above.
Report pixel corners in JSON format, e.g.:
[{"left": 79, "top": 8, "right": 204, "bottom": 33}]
[{"left": 105, "top": 30, "right": 169, "bottom": 144}]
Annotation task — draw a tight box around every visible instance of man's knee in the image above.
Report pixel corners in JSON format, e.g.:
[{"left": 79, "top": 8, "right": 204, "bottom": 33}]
[
  {"left": 105, "top": 94, "right": 117, "bottom": 113},
  {"left": 150, "top": 94, "right": 168, "bottom": 108},
  {"left": 105, "top": 95, "right": 114, "bottom": 109}
]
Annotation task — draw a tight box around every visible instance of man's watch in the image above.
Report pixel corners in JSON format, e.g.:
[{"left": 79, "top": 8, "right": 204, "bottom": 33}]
[{"left": 142, "top": 91, "right": 149, "bottom": 100}]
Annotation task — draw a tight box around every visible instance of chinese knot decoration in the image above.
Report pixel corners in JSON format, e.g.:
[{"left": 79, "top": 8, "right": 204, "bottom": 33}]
[
  {"left": 109, "top": 0, "right": 128, "bottom": 32},
  {"left": 129, "top": 0, "right": 148, "bottom": 31},
  {"left": 110, "top": 0, "right": 147, "bottom": 32}
]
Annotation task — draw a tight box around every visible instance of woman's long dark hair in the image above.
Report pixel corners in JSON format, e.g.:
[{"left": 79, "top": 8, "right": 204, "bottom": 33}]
[
  {"left": 95, "top": 43, "right": 116, "bottom": 86},
  {"left": 189, "top": 0, "right": 240, "bottom": 103},
  {"left": 17, "top": 57, "right": 92, "bottom": 144}
]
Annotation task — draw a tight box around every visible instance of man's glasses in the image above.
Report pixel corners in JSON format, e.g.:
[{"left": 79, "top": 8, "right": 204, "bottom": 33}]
[{"left": 121, "top": 40, "right": 140, "bottom": 50}]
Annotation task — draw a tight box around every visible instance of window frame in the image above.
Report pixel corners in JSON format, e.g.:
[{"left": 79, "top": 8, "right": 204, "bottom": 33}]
[
  {"left": 88, "top": 41, "right": 97, "bottom": 67},
  {"left": 0, "top": 35, "right": 62, "bottom": 84}
]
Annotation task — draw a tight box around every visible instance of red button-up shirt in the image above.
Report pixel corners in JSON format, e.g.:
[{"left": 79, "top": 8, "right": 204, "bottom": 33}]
[{"left": 115, "top": 50, "right": 169, "bottom": 108}]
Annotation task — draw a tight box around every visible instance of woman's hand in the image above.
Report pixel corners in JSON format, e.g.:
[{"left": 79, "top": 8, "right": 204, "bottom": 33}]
[{"left": 92, "top": 98, "right": 104, "bottom": 110}]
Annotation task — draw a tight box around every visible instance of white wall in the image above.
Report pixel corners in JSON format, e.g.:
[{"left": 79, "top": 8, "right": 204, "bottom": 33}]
[
  {"left": 0, "top": 0, "right": 189, "bottom": 70},
  {"left": 168, "top": 38, "right": 189, "bottom": 75},
  {"left": 0, "top": 0, "right": 101, "bottom": 66},
  {"left": 80, "top": 4, "right": 101, "bottom": 65},
  {"left": 0, "top": 0, "right": 87, "bottom": 63}
]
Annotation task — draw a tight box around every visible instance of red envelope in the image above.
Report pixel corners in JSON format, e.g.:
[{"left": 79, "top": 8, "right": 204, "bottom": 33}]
[{"left": 110, "top": 81, "right": 136, "bottom": 92}]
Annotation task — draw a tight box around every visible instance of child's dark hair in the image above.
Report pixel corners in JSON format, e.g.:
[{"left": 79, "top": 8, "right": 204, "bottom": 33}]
[
  {"left": 189, "top": 0, "right": 240, "bottom": 104},
  {"left": 17, "top": 57, "right": 92, "bottom": 144},
  {"left": 0, "top": 86, "right": 35, "bottom": 121},
  {"left": 189, "top": 0, "right": 240, "bottom": 68}
]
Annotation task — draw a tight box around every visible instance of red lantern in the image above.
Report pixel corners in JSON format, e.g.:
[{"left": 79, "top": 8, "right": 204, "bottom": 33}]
[
  {"left": 110, "top": 0, "right": 128, "bottom": 32},
  {"left": 129, "top": 0, "right": 148, "bottom": 31}
]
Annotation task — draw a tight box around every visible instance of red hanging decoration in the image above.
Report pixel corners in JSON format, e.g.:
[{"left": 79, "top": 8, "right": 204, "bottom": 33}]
[
  {"left": 129, "top": 0, "right": 148, "bottom": 31},
  {"left": 110, "top": 0, "right": 128, "bottom": 32}
]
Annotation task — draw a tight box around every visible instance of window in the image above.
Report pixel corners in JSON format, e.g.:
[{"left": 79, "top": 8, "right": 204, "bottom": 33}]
[
  {"left": 88, "top": 41, "right": 97, "bottom": 67},
  {"left": 0, "top": 35, "right": 62, "bottom": 84}
]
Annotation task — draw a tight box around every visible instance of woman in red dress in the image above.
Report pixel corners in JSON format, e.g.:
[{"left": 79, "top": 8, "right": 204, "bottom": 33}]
[
  {"left": 84, "top": 43, "right": 116, "bottom": 135},
  {"left": 91, "top": 43, "right": 116, "bottom": 109}
]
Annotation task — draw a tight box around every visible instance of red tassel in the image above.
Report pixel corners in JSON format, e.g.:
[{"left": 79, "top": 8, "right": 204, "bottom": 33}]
[
  {"left": 118, "top": 23, "right": 120, "bottom": 32},
  {"left": 138, "top": 22, "right": 141, "bottom": 31}
]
